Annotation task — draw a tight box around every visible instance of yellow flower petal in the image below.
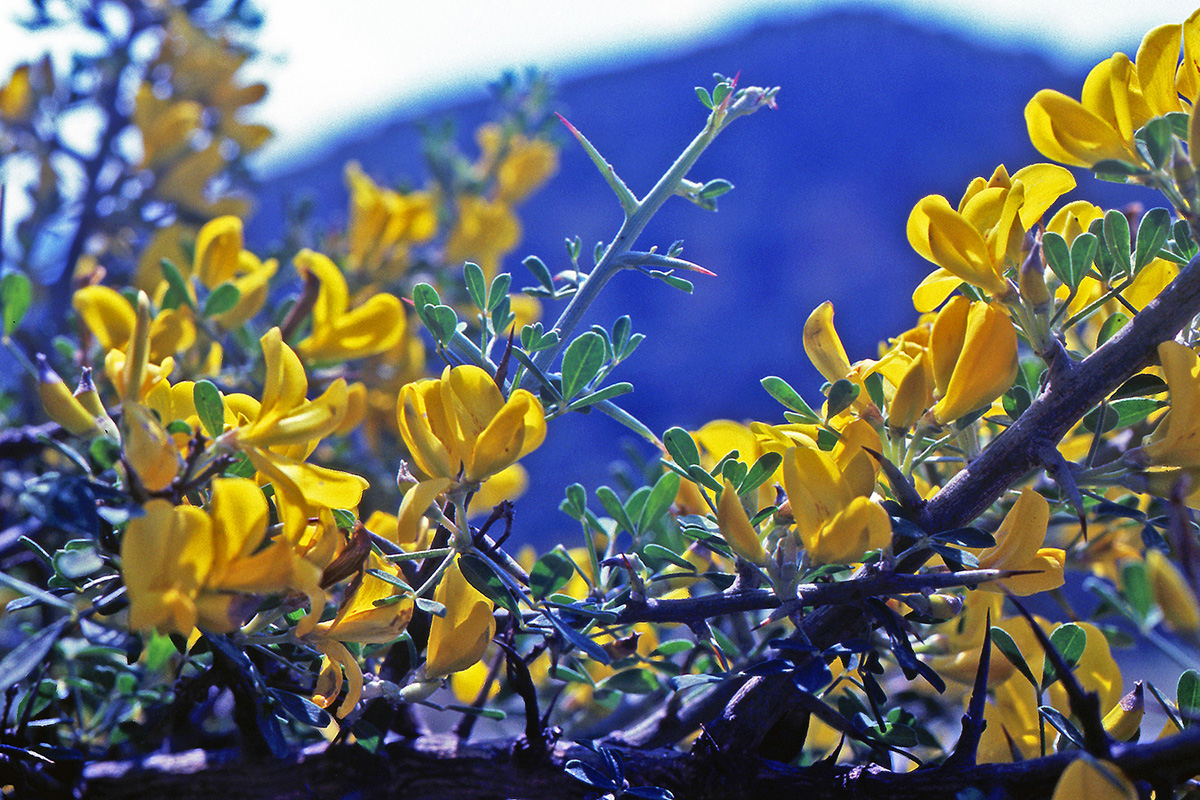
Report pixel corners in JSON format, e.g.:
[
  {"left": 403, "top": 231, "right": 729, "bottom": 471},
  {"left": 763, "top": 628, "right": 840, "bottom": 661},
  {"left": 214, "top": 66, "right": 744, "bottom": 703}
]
[
  {"left": 425, "top": 558, "right": 496, "bottom": 679},
  {"left": 717, "top": 479, "right": 767, "bottom": 565}
]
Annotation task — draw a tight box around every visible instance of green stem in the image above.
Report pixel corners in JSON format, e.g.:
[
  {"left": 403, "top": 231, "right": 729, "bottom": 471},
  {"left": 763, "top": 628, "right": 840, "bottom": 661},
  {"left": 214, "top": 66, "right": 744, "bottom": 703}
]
[{"left": 516, "top": 89, "right": 776, "bottom": 392}]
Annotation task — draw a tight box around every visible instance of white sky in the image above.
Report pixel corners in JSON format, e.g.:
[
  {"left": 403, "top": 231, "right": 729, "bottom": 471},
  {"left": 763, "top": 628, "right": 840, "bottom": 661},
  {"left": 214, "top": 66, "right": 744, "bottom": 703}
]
[
  {"left": 4, "top": 0, "right": 1200, "bottom": 172},
  {"left": 238, "top": 0, "right": 1200, "bottom": 172}
]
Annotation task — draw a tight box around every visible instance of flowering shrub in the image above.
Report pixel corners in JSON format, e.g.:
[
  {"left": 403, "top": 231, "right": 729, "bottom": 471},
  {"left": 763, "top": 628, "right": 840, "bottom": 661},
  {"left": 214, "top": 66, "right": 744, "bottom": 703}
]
[{"left": 6, "top": 3, "right": 1200, "bottom": 799}]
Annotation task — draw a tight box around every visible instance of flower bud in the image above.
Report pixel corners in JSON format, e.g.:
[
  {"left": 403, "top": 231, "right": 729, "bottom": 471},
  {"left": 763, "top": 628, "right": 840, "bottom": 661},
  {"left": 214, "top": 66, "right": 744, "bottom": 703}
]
[
  {"left": 1146, "top": 548, "right": 1200, "bottom": 635},
  {"left": 37, "top": 354, "right": 101, "bottom": 436},
  {"left": 121, "top": 401, "right": 182, "bottom": 492},
  {"left": 73, "top": 367, "right": 119, "bottom": 440},
  {"left": 717, "top": 479, "right": 768, "bottom": 565},
  {"left": 1019, "top": 231, "right": 1050, "bottom": 310}
]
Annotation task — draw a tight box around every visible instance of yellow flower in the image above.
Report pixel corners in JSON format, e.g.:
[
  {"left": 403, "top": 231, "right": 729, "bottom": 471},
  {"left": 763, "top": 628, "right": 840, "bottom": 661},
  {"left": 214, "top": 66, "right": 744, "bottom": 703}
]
[
  {"left": 1052, "top": 759, "right": 1137, "bottom": 800},
  {"left": 781, "top": 440, "right": 890, "bottom": 565},
  {"left": 133, "top": 82, "right": 202, "bottom": 168},
  {"left": 309, "top": 551, "right": 416, "bottom": 716},
  {"left": 973, "top": 487, "right": 1065, "bottom": 596},
  {"left": 193, "top": 216, "right": 278, "bottom": 328},
  {"left": 343, "top": 162, "right": 437, "bottom": 277},
  {"left": 73, "top": 285, "right": 195, "bottom": 363},
  {"left": 0, "top": 64, "right": 34, "bottom": 122},
  {"left": 35, "top": 356, "right": 105, "bottom": 438},
  {"left": 1146, "top": 548, "right": 1200, "bottom": 634},
  {"left": 475, "top": 123, "right": 559, "bottom": 204},
  {"left": 1127, "top": 341, "right": 1200, "bottom": 470},
  {"left": 225, "top": 328, "right": 366, "bottom": 540},
  {"left": 444, "top": 196, "right": 520, "bottom": 280},
  {"left": 155, "top": 142, "right": 249, "bottom": 219},
  {"left": 928, "top": 296, "right": 1018, "bottom": 423},
  {"left": 122, "top": 402, "right": 184, "bottom": 492},
  {"left": 294, "top": 249, "right": 405, "bottom": 362},
  {"left": 396, "top": 364, "right": 546, "bottom": 487},
  {"left": 717, "top": 479, "right": 768, "bottom": 565},
  {"left": 425, "top": 557, "right": 496, "bottom": 679},
  {"left": 908, "top": 164, "right": 1075, "bottom": 310},
  {"left": 121, "top": 478, "right": 318, "bottom": 635},
  {"left": 1026, "top": 21, "right": 1185, "bottom": 168},
  {"left": 977, "top": 617, "right": 1124, "bottom": 762}
]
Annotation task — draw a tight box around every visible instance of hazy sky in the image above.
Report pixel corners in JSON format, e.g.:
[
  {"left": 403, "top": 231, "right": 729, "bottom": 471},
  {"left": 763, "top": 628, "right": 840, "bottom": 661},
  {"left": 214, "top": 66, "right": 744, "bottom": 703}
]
[
  {"left": 4, "top": 0, "right": 1200, "bottom": 171},
  {"left": 237, "top": 1, "right": 1200, "bottom": 171}
]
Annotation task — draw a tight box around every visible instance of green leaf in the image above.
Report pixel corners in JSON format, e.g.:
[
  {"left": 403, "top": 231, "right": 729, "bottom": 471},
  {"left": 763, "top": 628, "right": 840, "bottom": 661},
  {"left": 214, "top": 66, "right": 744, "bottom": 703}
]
[
  {"left": 1121, "top": 560, "right": 1152, "bottom": 622},
  {"left": 1104, "top": 209, "right": 1133, "bottom": 277},
  {"left": 1092, "top": 159, "right": 1149, "bottom": 178},
  {"left": 663, "top": 427, "right": 700, "bottom": 467},
  {"left": 1042, "top": 622, "right": 1087, "bottom": 689},
  {"left": 464, "top": 262, "right": 487, "bottom": 310},
  {"left": 1081, "top": 397, "right": 1165, "bottom": 433},
  {"left": 203, "top": 282, "right": 241, "bottom": 317},
  {"left": 88, "top": 435, "right": 122, "bottom": 471},
  {"left": 457, "top": 552, "right": 522, "bottom": 617},
  {"left": 424, "top": 304, "right": 459, "bottom": 345},
  {"left": 740, "top": 452, "right": 782, "bottom": 496},
  {"left": 1042, "top": 232, "right": 1074, "bottom": 288},
  {"left": 685, "top": 463, "right": 723, "bottom": 494},
  {"left": 1, "top": 270, "right": 32, "bottom": 336},
  {"left": 487, "top": 273, "right": 512, "bottom": 312},
  {"left": 612, "top": 315, "right": 632, "bottom": 354},
  {"left": 643, "top": 543, "right": 696, "bottom": 572},
  {"left": 761, "top": 376, "right": 819, "bottom": 421},
  {"left": 543, "top": 609, "right": 609, "bottom": 664},
  {"left": 0, "top": 617, "right": 71, "bottom": 692},
  {"left": 721, "top": 458, "right": 748, "bottom": 489},
  {"left": 270, "top": 688, "right": 331, "bottom": 728},
  {"left": 825, "top": 379, "right": 860, "bottom": 419},
  {"left": 863, "top": 371, "right": 886, "bottom": 410},
  {"left": 1096, "top": 312, "right": 1130, "bottom": 347},
  {"left": 1139, "top": 117, "right": 1174, "bottom": 168},
  {"left": 412, "top": 282, "right": 440, "bottom": 309},
  {"left": 1002, "top": 385, "right": 1031, "bottom": 421},
  {"left": 159, "top": 258, "right": 197, "bottom": 311},
  {"left": 193, "top": 380, "right": 225, "bottom": 439},
  {"left": 53, "top": 543, "right": 102, "bottom": 580},
  {"left": 530, "top": 548, "right": 577, "bottom": 599},
  {"left": 1178, "top": 669, "right": 1200, "bottom": 727},
  {"left": 562, "top": 483, "right": 587, "bottom": 521},
  {"left": 652, "top": 272, "right": 693, "bottom": 293},
  {"left": 991, "top": 626, "right": 1038, "bottom": 690},
  {"left": 700, "top": 179, "right": 734, "bottom": 200},
  {"left": 695, "top": 86, "right": 714, "bottom": 109},
  {"left": 523, "top": 255, "right": 555, "bottom": 292},
  {"left": 637, "top": 471, "right": 681, "bottom": 535},
  {"left": 1069, "top": 232, "right": 1100, "bottom": 283},
  {"left": 1112, "top": 373, "right": 1167, "bottom": 400},
  {"left": 445, "top": 704, "right": 506, "bottom": 721},
  {"left": 712, "top": 81, "right": 732, "bottom": 108},
  {"left": 1039, "top": 705, "right": 1085, "bottom": 747},
  {"left": 596, "top": 486, "right": 638, "bottom": 538},
  {"left": 566, "top": 382, "right": 633, "bottom": 411},
  {"left": 331, "top": 508, "right": 356, "bottom": 530},
  {"left": 365, "top": 568, "right": 412, "bottom": 593},
  {"left": 415, "top": 597, "right": 446, "bottom": 616},
  {"left": 560, "top": 331, "right": 606, "bottom": 402},
  {"left": 597, "top": 669, "right": 660, "bottom": 694},
  {"left": 1135, "top": 207, "right": 1172, "bottom": 271}
]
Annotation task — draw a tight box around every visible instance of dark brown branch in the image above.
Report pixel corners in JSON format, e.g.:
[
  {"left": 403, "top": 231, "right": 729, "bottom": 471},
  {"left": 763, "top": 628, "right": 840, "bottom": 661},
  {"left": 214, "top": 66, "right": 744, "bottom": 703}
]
[
  {"left": 78, "top": 724, "right": 1200, "bottom": 800},
  {"left": 920, "top": 252, "right": 1200, "bottom": 534},
  {"left": 700, "top": 252, "right": 1200, "bottom": 759},
  {"left": 614, "top": 568, "right": 1022, "bottom": 625}
]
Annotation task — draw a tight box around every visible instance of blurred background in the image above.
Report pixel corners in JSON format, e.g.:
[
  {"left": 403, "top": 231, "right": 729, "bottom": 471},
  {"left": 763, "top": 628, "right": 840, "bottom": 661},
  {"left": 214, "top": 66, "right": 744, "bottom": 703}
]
[{"left": 4, "top": 0, "right": 1197, "bottom": 542}]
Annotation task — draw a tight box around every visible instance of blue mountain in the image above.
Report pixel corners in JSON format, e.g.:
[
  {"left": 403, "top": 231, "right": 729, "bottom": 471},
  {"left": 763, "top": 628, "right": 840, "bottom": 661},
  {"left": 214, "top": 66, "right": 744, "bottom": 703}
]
[{"left": 248, "top": 8, "right": 1144, "bottom": 544}]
